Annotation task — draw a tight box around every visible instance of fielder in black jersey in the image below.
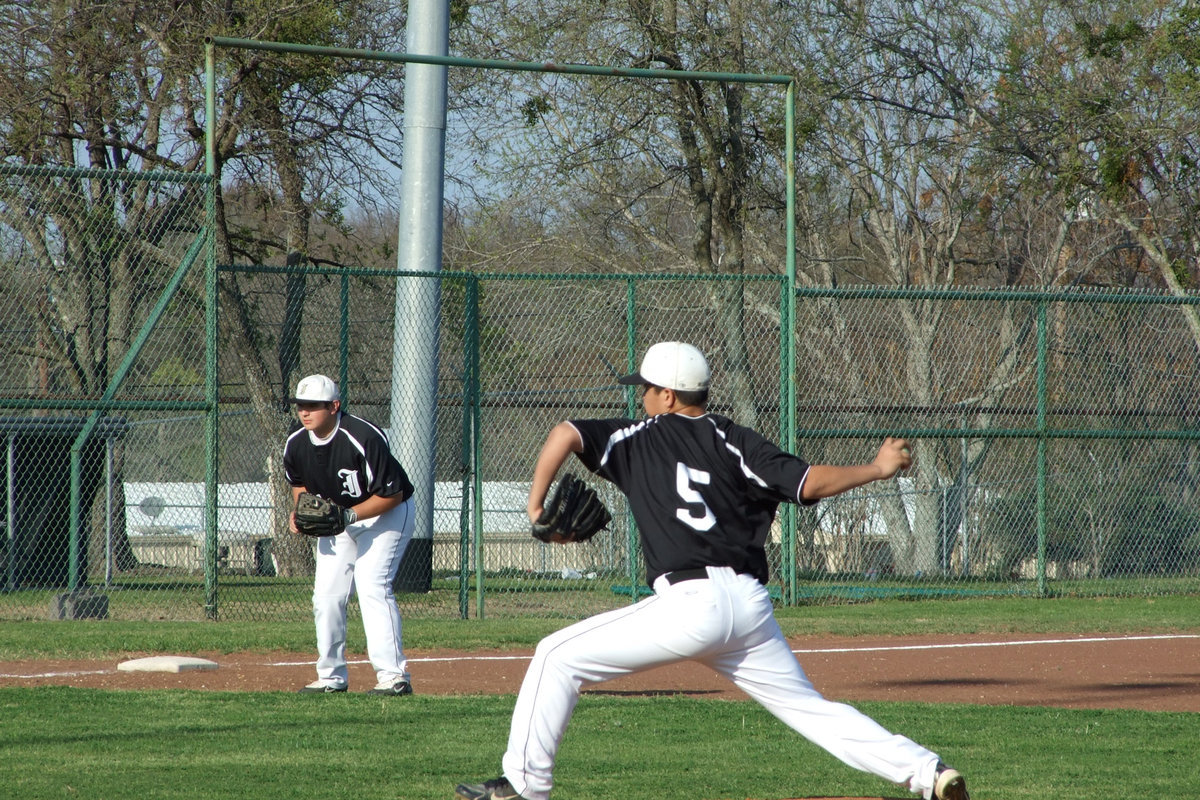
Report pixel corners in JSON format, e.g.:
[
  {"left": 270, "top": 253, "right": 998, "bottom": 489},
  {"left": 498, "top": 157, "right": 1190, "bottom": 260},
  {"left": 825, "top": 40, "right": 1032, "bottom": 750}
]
[
  {"left": 282, "top": 374, "right": 416, "bottom": 696},
  {"left": 456, "top": 342, "right": 970, "bottom": 800}
]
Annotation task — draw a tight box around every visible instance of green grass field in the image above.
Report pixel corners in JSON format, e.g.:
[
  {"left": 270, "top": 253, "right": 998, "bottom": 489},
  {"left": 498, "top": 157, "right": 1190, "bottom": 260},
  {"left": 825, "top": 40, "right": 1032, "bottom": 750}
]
[{"left": 3, "top": 596, "right": 1200, "bottom": 799}]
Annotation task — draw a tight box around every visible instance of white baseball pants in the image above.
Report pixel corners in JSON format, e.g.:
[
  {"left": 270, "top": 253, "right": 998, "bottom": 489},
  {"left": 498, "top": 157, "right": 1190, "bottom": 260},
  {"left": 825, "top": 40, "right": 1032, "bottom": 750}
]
[
  {"left": 501, "top": 566, "right": 943, "bottom": 800},
  {"left": 311, "top": 498, "right": 414, "bottom": 687}
]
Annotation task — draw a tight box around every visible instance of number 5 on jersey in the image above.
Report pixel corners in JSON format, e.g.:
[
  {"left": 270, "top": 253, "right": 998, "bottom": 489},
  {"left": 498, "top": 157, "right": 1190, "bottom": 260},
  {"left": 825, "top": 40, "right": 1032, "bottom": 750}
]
[{"left": 675, "top": 463, "right": 716, "bottom": 531}]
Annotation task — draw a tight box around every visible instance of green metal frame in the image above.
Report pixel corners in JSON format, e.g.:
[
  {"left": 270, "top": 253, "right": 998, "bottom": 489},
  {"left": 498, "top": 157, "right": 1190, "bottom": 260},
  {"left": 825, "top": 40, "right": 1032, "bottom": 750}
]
[
  {"left": 6, "top": 52, "right": 1199, "bottom": 618},
  {"left": 461, "top": 277, "right": 481, "bottom": 619},
  {"left": 793, "top": 284, "right": 1200, "bottom": 598},
  {"left": 624, "top": 279, "right": 640, "bottom": 601},
  {"left": 204, "top": 37, "right": 800, "bottom": 617},
  {"left": 67, "top": 228, "right": 210, "bottom": 595},
  {"left": 0, "top": 164, "right": 214, "bottom": 609},
  {"left": 204, "top": 45, "right": 221, "bottom": 617}
]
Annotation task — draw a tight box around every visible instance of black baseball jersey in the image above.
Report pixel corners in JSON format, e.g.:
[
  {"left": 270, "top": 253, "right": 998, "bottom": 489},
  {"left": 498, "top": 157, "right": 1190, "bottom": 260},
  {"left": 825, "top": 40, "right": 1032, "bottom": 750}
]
[
  {"left": 570, "top": 413, "right": 813, "bottom": 586},
  {"left": 283, "top": 412, "right": 413, "bottom": 507}
]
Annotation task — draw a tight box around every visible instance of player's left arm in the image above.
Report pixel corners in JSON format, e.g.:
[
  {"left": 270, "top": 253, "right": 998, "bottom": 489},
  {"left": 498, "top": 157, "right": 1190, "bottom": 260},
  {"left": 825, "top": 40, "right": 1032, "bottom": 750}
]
[
  {"left": 347, "top": 491, "right": 406, "bottom": 523},
  {"left": 354, "top": 430, "right": 414, "bottom": 522},
  {"left": 527, "top": 421, "right": 585, "bottom": 522},
  {"left": 349, "top": 465, "right": 410, "bottom": 521}
]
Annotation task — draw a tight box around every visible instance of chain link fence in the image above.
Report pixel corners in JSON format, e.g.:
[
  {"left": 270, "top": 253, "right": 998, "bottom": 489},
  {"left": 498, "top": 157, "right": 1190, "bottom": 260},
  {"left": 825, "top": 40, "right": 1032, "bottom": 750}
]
[
  {"left": 791, "top": 288, "right": 1200, "bottom": 600},
  {"left": 3, "top": 165, "right": 1200, "bottom": 622},
  {"left": 0, "top": 165, "right": 212, "bottom": 620}
]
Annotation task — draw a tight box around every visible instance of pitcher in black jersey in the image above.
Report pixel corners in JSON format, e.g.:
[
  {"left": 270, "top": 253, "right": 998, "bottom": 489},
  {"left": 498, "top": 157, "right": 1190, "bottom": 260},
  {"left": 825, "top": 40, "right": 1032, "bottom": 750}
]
[
  {"left": 456, "top": 342, "right": 969, "bottom": 800},
  {"left": 282, "top": 374, "right": 416, "bottom": 696}
]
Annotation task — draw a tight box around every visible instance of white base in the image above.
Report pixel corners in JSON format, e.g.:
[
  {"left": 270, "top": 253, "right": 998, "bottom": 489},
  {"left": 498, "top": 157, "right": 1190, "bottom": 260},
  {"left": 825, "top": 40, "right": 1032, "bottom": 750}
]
[{"left": 117, "top": 656, "right": 219, "bottom": 673}]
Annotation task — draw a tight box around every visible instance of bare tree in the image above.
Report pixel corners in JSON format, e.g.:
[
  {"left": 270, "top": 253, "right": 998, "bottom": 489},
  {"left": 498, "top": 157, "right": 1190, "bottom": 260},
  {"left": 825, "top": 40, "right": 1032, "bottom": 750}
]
[
  {"left": 453, "top": 0, "right": 804, "bottom": 427},
  {"left": 0, "top": 0, "right": 411, "bottom": 578}
]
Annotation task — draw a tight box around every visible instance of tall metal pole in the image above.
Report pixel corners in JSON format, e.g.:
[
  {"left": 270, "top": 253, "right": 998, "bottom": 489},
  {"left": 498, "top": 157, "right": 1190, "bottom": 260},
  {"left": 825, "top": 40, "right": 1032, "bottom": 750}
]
[
  {"left": 389, "top": 0, "right": 449, "bottom": 590},
  {"left": 1035, "top": 299, "right": 1048, "bottom": 597},
  {"left": 624, "top": 279, "right": 638, "bottom": 601},
  {"left": 204, "top": 41, "right": 220, "bottom": 617},
  {"left": 782, "top": 80, "right": 798, "bottom": 604}
]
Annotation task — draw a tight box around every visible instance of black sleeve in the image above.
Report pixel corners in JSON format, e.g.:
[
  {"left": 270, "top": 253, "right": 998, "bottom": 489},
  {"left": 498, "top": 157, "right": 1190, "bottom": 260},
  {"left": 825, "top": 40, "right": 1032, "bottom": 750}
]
[
  {"left": 567, "top": 418, "right": 637, "bottom": 474},
  {"left": 722, "top": 421, "right": 814, "bottom": 505},
  {"left": 362, "top": 434, "right": 414, "bottom": 499},
  {"left": 282, "top": 437, "right": 305, "bottom": 487}
]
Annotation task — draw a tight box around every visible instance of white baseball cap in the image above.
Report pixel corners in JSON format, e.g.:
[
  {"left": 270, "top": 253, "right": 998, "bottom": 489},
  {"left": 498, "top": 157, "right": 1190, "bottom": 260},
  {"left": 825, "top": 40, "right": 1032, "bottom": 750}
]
[
  {"left": 290, "top": 374, "right": 340, "bottom": 403},
  {"left": 617, "top": 341, "right": 711, "bottom": 391}
]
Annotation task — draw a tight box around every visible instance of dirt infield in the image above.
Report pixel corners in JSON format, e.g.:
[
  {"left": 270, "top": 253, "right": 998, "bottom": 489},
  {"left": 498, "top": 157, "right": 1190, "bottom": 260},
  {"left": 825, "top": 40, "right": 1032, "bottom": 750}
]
[{"left": 3, "top": 631, "right": 1198, "bottom": 712}]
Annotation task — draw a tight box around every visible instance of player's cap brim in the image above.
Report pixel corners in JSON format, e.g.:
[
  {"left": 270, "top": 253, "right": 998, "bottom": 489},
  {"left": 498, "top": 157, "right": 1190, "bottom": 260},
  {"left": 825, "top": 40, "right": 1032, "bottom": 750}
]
[{"left": 616, "top": 371, "right": 646, "bottom": 386}]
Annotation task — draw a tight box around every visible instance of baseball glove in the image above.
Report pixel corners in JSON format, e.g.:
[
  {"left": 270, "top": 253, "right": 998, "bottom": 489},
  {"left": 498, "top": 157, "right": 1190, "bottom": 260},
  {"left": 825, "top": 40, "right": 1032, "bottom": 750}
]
[
  {"left": 531, "top": 473, "right": 612, "bottom": 543},
  {"left": 293, "top": 491, "right": 357, "bottom": 537}
]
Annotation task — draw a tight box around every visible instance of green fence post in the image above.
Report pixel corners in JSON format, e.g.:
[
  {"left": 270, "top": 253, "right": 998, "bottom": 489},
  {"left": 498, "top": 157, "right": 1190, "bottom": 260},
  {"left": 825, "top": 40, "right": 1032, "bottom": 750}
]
[
  {"left": 461, "top": 276, "right": 479, "bottom": 619},
  {"left": 204, "top": 254, "right": 219, "bottom": 620},
  {"left": 782, "top": 80, "right": 798, "bottom": 605},
  {"left": 472, "top": 281, "right": 485, "bottom": 618},
  {"left": 1036, "top": 298, "right": 1048, "bottom": 597},
  {"left": 778, "top": 277, "right": 796, "bottom": 604},
  {"left": 339, "top": 275, "right": 350, "bottom": 399},
  {"left": 204, "top": 43, "right": 220, "bottom": 619},
  {"left": 67, "top": 455, "right": 82, "bottom": 593},
  {"left": 65, "top": 230, "right": 207, "bottom": 603},
  {"left": 625, "top": 278, "right": 640, "bottom": 601}
]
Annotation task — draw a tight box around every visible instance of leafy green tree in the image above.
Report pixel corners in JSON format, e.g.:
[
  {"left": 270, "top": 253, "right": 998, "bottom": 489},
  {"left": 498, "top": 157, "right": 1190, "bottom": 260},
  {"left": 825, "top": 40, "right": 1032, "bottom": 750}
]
[{"left": 978, "top": 3, "right": 1200, "bottom": 303}]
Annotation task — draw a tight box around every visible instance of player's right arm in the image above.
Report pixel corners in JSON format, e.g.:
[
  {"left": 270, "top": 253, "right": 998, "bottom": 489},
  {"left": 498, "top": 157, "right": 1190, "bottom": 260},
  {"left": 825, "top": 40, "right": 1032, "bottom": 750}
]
[
  {"left": 282, "top": 436, "right": 306, "bottom": 534},
  {"left": 287, "top": 485, "right": 306, "bottom": 534},
  {"left": 526, "top": 421, "right": 584, "bottom": 522},
  {"left": 800, "top": 437, "right": 912, "bottom": 501}
]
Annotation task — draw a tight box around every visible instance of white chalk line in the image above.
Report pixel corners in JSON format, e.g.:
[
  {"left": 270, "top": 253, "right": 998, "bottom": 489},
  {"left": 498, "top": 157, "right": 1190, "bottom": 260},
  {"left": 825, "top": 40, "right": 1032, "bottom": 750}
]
[
  {"left": 266, "top": 633, "right": 1200, "bottom": 666},
  {"left": 790, "top": 632, "right": 1200, "bottom": 655},
  {"left": 263, "top": 654, "right": 533, "bottom": 667},
  {"left": 3, "top": 633, "right": 1196, "bottom": 679},
  {"left": 0, "top": 669, "right": 111, "bottom": 679}
]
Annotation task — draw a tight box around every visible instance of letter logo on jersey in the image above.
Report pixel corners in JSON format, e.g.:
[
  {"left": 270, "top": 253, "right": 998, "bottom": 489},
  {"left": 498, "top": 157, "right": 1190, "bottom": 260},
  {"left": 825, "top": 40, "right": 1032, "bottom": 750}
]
[
  {"left": 675, "top": 463, "right": 716, "bottom": 532},
  {"left": 338, "top": 469, "right": 363, "bottom": 498}
]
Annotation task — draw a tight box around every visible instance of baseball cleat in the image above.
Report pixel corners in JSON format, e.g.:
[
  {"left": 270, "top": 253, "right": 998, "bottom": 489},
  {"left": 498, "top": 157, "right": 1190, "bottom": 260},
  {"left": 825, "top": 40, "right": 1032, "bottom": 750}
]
[
  {"left": 454, "top": 776, "right": 528, "bottom": 800},
  {"left": 297, "top": 680, "right": 347, "bottom": 694},
  {"left": 932, "top": 763, "right": 969, "bottom": 800},
  {"left": 367, "top": 677, "right": 413, "bottom": 696}
]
